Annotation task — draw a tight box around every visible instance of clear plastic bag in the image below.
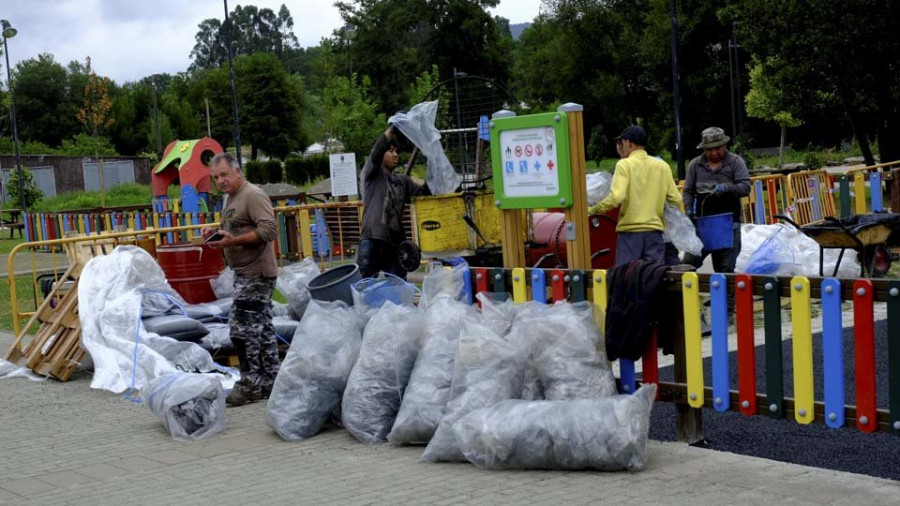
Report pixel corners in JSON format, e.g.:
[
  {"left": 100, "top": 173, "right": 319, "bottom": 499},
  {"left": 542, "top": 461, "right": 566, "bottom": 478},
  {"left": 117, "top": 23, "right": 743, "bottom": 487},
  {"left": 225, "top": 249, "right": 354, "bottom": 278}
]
[
  {"left": 342, "top": 302, "right": 424, "bottom": 444},
  {"left": 420, "top": 261, "right": 468, "bottom": 308},
  {"left": 476, "top": 292, "right": 517, "bottom": 337},
  {"left": 745, "top": 225, "right": 801, "bottom": 276},
  {"left": 586, "top": 171, "right": 613, "bottom": 207},
  {"left": 663, "top": 204, "right": 703, "bottom": 256},
  {"left": 210, "top": 267, "right": 235, "bottom": 299},
  {"left": 452, "top": 384, "right": 657, "bottom": 471},
  {"left": 388, "top": 297, "right": 479, "bottom": 445},
  {"left": 146, "top": 372, "right": 227, "bottom": 442},
  {"left": 389, "top": 100, "right": 461, "bottom": 195},
  {"left": 275, "top": 257, "right": 320, "bottom": 321},
  {"left": 351, "top": 273, "right": 417, "bottom": 311},
  {"left": 265, "top": 301, "right": 366, "bottom": 441},
  {"left": 421, "top": 319, "right": 524, "bottom": 462},
  {"left": 513, "top": 301, "right": 617, "bottom": 400}
]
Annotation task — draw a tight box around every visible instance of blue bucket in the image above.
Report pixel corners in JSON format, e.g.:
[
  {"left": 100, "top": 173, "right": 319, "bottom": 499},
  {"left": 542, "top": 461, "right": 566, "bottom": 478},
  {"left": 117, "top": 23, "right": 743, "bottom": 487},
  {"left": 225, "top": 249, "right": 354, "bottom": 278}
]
[
  {"left": 695, "top": 212, "right": 734, "bottom": 251},
  {"left": 351, "top": 273, "right": 417, "bottom": 309}
]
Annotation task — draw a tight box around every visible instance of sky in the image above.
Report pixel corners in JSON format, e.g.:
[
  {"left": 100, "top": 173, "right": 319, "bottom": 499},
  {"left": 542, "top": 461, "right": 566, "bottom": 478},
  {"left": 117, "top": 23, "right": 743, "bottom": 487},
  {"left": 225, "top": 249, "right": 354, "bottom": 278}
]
[{"left": 0, "top": 0, "right": 542, "bottom": 84}]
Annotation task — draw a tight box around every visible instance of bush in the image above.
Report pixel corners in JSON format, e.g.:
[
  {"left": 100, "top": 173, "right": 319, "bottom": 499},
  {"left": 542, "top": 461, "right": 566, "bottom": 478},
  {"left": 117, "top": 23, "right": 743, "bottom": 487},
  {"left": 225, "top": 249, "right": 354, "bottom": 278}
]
[
  {"left": 5, "top": 167, "right": 44, "bottom": 209},
  {"left": 244, "top": 160, "right": 268, "bottom": 184},
  {"left": 284, "top": 155, "right": 330, "bottom": 184},
  {"left": 265, "top": 159, "right": 284, "bottom": 184}
]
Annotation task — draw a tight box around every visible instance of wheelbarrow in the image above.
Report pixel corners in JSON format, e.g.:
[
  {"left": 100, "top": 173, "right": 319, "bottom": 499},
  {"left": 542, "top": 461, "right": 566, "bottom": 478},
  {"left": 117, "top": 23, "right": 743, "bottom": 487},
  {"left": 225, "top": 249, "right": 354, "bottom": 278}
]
[{"left": 774, "top": 214, "right": 899, "bottom": 277}]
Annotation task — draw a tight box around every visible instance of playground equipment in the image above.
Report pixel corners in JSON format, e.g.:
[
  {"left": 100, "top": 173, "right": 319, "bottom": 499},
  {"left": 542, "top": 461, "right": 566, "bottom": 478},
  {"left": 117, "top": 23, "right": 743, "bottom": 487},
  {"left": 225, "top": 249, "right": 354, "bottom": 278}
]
[{"left": 151, "top": 137, "right": 223, "bottom": 213}]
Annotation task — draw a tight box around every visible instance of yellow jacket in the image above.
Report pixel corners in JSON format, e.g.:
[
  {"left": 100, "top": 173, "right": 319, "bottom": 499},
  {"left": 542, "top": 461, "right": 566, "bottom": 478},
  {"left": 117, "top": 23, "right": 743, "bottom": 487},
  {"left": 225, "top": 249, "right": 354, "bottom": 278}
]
[{"left": 589, "top": 150, "right": 682, "bottom": 232}]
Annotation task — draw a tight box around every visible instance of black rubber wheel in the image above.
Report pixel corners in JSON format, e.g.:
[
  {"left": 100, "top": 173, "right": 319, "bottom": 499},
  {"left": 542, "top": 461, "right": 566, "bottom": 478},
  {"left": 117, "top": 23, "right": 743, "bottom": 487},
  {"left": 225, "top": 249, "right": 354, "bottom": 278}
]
[
  {"left": 397, "top": 240, "right": 422, "bottom": 273},
  {"left": 862, "top": 244, "right": 892, "bottom": 277}
]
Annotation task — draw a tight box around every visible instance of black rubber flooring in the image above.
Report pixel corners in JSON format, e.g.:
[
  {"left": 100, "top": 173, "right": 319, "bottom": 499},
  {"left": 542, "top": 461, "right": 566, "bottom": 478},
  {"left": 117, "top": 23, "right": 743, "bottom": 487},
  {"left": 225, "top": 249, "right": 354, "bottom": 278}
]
[{"left": 649, "top": 319, "right": 900, "bottom": 480}]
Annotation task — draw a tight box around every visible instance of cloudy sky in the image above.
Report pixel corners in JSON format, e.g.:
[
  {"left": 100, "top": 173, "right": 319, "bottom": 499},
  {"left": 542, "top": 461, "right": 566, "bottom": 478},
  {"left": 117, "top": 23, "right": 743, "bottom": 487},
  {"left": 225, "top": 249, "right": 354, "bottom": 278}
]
[{"left": 1, "top": 0, "right": 542, "bottom": 84}]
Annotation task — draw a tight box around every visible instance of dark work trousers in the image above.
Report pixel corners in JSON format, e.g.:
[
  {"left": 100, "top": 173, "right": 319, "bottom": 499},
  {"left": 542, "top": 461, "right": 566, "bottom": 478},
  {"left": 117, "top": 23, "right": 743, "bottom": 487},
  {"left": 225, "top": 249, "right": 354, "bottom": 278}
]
[
  {"left": 615, "top": 231, "right": 665, "bottom": 266},
  {"left": 357, "top": 238, "right": 407, "bottom": 280},
  {"left": 230, "top": 274, "right": 278, "bottom": 389}
]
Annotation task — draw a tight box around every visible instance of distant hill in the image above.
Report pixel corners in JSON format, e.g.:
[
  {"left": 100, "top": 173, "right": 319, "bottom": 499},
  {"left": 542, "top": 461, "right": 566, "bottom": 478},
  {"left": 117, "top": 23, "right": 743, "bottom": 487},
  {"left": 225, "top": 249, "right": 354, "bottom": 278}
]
[{"left": 510, "top": 22, "right": 531, "bottom": 40}]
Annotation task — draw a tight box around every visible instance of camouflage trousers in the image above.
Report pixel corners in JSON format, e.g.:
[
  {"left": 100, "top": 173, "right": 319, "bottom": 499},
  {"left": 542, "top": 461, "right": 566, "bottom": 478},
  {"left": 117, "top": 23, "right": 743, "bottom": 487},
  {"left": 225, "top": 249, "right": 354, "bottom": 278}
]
[{"left": 230, "top": 274, "right": 278, "bottom": 388}]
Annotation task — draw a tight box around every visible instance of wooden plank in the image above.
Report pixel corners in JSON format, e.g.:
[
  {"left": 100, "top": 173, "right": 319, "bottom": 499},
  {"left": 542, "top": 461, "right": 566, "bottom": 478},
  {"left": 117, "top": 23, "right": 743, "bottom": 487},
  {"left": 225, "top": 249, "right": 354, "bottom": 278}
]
[
  {"left": 822, "top": 278, "right": 845, "bottom": 428},
  {"left": 853, "top": 279, "right": 877, "bottom": 433},
  {"left": 887, "top": 281, "right": 900, "bottom": 435},
  {"left": 710, "top": 273, "right": 729, "bottom": 412},
  {"left": 791, "top": 276, "right": 815, "bottom": 424},
  {"left": 736, "top": 274, "right": 757, "bottom": 416},
  {"left": 682, "top": 272, "right": 704, "bottom": 408}
]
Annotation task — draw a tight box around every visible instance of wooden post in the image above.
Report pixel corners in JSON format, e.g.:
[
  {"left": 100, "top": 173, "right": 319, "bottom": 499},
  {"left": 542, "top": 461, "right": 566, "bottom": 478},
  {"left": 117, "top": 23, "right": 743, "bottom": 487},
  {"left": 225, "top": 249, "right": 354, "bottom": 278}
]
[
  {"left": 891, "top": 168, "right": 900, "bottom": 213},
  {"left": 674, "top": 301, "right": 704, "bottom": 443},
  {"left": 501, "top": 208, "right": 526, "bottom": 269},
  {"left": 560, "top": 104, "right": 591, "bottom": 269}
]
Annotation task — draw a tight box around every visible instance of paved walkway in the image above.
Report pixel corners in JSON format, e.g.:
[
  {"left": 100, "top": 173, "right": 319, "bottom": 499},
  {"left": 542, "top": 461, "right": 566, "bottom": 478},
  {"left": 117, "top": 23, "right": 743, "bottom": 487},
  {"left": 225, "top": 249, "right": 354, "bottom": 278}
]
[{"left": 1, "top": 331, "right": 898, "bottom": 505}]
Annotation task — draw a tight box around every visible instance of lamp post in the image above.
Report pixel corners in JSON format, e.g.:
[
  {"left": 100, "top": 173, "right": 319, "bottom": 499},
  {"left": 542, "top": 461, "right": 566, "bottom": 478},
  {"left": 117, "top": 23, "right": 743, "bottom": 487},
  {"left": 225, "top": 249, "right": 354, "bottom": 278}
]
[
  {"left": 1, "top": 19, "right": 25, "bottom": 211},
  {"left": 223, "top": 0, "right": 242, "bottom": 169}
]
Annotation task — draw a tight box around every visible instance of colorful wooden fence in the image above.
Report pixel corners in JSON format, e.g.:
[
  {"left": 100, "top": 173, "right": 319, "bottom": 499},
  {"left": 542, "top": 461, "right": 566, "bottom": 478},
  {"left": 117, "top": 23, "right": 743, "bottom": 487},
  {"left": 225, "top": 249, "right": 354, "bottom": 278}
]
[{"left": 459, "top": 267, "right": 900, "bottom": 438}]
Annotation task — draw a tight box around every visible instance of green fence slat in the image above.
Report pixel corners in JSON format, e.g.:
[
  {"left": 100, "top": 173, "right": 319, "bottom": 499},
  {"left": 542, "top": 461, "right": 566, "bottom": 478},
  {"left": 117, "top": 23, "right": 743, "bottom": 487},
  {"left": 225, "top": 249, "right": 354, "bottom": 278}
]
[
  {"left": 278, "top": 213, "right": 289, "bottom": 259},
  {"left": 763, "top": 276, "right": 784, "bottom": 419},
  {"left": 490, "top": 268, "right": 506, "bottom": 293},
  {"left": 569, "top": 270, "right": 586, "bottom": 302},
  {"left": 888, "top": 281, "right": 900, "bottom": 434},
  {"left": 839, "top": 175, "right": 851, "bottom": 218}
]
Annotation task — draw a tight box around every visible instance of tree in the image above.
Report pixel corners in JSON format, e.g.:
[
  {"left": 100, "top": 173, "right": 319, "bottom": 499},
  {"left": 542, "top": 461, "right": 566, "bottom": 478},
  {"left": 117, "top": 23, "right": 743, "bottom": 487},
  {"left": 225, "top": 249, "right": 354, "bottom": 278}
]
[
  {"left": 728, "top": 0, "right": 900, "bottom": 164},
  {"left": 10, "top": 53, "right": 80, "bottom": 147},
  {"left": 6, "top": 167, "right": 43, "bottom": 208},
  {"left": 745, "top": 58, "right": 803, "bottom": 166},
  {"left": 76, "top": 57, "right": 115, "bottom": 207},
  {"left": 190, "top": 4, "right": 300, "bottom": 70},
  {"left": 321, "top": 73, "right": 386, "bottom": 157}
]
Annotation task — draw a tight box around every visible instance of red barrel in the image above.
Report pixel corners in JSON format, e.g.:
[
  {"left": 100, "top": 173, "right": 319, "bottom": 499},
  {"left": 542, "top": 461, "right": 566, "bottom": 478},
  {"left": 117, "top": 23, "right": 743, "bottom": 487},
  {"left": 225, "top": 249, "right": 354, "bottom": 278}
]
[
  {"left": 156, "top": 244, "right": 225, "bottom": 303},
  {"left": 526, "top": 210, "right": 620, "bottom": 269}
]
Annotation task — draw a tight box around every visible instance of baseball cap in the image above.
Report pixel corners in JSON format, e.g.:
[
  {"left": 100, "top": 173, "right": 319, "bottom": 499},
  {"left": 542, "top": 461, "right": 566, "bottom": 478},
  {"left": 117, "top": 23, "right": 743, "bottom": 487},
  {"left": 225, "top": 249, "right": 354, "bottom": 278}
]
[{"left": 614, "top": 125, "right": 648, "bottom": 146}]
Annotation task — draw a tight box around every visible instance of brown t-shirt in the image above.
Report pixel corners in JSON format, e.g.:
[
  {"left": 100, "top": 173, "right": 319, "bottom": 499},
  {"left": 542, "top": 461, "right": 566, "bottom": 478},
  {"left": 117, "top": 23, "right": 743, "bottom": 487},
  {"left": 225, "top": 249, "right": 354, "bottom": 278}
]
[{"left": 220, "top": 181, "right": 278, "bottom": 278}]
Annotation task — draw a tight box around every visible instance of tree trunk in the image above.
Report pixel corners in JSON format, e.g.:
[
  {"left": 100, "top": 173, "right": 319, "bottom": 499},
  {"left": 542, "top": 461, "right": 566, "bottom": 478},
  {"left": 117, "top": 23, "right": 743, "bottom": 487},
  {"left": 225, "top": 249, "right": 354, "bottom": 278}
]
[
  {"left": 251, "top": 144, "right": 258, "bottom": 161},
  {"left": 837, "top": 87, "right": 877, "bottom": 166},
  {"left": 874, "top": 79, "right": 900, "bottom": 165},
  {"left": 778, "top": 124, "right": 786, "bottom": 167}
]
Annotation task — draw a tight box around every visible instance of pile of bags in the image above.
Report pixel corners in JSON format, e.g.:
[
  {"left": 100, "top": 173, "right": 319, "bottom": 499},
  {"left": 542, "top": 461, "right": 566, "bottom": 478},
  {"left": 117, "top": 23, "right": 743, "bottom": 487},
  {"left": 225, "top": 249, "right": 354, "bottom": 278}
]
[{"left": 265, "top": 263, "right": 656, "bottom": 472}]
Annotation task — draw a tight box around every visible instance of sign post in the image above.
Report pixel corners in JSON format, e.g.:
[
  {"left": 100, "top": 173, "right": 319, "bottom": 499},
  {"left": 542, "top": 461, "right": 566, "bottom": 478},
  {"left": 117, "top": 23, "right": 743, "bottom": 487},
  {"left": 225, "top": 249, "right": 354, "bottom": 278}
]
[{"left": 489, "top": 104, "right": 590, "bottom": 269}]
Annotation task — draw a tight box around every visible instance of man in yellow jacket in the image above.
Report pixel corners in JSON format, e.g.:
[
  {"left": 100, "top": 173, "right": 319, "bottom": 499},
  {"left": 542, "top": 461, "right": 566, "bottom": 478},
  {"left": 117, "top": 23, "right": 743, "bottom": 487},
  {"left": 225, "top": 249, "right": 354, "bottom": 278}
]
[{"left": 588, "top": 125, "right": 682, "bottom": 265}]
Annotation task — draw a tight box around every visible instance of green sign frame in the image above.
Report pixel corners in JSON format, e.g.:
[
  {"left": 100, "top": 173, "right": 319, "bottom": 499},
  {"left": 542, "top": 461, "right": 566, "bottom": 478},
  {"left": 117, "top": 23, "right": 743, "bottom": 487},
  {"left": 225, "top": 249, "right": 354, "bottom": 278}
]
[{"left": 489, "top": 111, "right": 572, "bottom": 209}]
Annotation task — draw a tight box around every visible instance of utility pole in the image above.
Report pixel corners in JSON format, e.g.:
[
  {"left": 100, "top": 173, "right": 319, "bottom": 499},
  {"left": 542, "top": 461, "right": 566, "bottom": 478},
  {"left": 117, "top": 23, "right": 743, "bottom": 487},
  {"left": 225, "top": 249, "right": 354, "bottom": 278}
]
[
  {"left": 669, "top": 0, "right": 685, "bottom": 179},
  {"left": 151, "top": 80, "right": 163, "bottom": 160}
]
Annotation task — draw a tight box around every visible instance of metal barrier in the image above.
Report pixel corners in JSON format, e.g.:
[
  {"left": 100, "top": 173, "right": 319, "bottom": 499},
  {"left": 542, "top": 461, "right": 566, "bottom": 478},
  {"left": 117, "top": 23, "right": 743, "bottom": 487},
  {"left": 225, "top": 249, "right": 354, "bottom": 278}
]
[
  {"left": 464, "top": 266, "right": 900, "bottom": 440},
  {"left": 6, "top": 224, "right": 214, "bottom": 336},
  {"left": 743, "top": 174, "right": 789, "bottom": 225},
  {"left": 786, "top": 170, "right": 838, "bottom": 226},
  {"left": 23, "top": 211, "right": 221, "bottom": 246}
]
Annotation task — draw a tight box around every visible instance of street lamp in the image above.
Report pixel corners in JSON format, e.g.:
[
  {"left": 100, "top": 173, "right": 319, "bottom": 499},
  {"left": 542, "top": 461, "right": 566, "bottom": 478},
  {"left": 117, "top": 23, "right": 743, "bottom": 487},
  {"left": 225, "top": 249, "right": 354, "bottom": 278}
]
[{"left": 1, "top": 19, "right": 25, "bottom": 211}]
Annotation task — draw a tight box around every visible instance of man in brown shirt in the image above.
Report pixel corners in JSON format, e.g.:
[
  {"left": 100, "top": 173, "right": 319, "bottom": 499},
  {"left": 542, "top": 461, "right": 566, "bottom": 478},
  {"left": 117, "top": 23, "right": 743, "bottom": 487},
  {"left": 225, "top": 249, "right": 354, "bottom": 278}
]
[{"left": 202, "top": 152, "right": 279, "bottom": 406}]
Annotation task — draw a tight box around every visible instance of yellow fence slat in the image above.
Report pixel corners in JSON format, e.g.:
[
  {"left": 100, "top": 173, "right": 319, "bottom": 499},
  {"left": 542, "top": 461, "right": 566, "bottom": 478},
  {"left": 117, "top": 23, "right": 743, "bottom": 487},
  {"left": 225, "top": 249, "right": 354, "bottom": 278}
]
[
  {"left": 854, "top": 172, "right": 867, "bottom": 215},
  {"left": 791, "top": 276, "right": 815, "bottom": 424},
  {"left": 298, "top": 209, "right": 313, "bottom": 258},
  {"left": 512, "top": 268, "right": 527, "bottom": 303},
  {"left": 592, "top": 270, "right": 607, "bottom": 334},
  {"left": 682, "top": 272, "right": 704, "bottom": 408}
]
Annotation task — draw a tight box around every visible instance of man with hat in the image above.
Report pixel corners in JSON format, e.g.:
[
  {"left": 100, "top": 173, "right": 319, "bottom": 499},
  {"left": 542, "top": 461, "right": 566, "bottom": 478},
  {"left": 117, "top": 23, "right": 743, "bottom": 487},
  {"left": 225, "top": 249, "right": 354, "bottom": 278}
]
[
  {"left": 682, "top": 127, "right": 751, "bottom": 274},
  {"left": 589, "top": 125, "right": 682, "bottom": 265}
]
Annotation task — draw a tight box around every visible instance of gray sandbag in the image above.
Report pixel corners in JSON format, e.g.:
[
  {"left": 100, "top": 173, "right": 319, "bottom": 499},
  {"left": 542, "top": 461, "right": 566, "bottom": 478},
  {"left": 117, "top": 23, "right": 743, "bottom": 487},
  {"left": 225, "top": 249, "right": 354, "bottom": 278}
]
[
  {"left": 513, "top": 301, "right": 617, "bottom": 400},
  {"left": 342, "top": 302, "right": 424, "bottom": 444},
  {"left": 185, "top": 298, "right": 232, "bottom": 323},
  {"left": 276, "top": 257, "right": 320, "bottom": 321},
  {"left": 141, "top": 314, "right": 209, "bottom": 342},
  {"left": 273, "top": 317, "right": 302, "bottom": 345},
  {"left": 388, "top": 296, "right": 478, "bottom": 445},
  {"left": 421, "top": 319, "right": 524, "bottom": 462},
  {"left": 266, "top": 300, "right": 365, "bottom": 441},
  {"left": 452, "top": 384, "right": 657, "bottom": 471},
  {"left": 146, "top": 372, "right": 227, "bottom": 442}
]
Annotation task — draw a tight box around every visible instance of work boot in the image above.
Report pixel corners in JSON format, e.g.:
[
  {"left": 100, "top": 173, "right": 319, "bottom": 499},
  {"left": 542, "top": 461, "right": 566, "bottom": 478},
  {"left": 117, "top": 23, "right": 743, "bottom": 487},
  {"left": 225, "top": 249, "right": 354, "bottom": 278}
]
[
  {"left": 226, "top": 379, "right": 261, "bottom": 407},
  {"left": 260, "top": 381, "right": 274, "bottom": 400}
]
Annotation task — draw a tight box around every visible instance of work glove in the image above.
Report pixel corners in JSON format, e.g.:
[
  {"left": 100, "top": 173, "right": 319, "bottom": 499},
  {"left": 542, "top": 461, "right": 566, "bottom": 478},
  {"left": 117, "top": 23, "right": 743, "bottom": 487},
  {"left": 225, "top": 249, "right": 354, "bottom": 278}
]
[{"left": 711, "top": 183, "right": 730, "bottom": 196}]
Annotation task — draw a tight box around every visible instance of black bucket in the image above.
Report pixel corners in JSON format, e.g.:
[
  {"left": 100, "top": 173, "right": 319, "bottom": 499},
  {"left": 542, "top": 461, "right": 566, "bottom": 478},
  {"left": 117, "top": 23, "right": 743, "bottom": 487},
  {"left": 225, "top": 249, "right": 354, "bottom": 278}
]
[{"left": 307, "top": 264, "right": 362, "bottom": 305}]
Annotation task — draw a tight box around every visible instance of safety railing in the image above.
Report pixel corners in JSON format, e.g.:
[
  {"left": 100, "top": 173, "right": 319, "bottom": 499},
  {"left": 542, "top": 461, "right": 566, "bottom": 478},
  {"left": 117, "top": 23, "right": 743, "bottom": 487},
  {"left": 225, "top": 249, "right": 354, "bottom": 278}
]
[
  {"left": 785, "top": 170, "right": 838, "bottom": 226},
  {"left": 743, "top": 174, "right": 789, "bottom": 225},
  {"left": 835, "top": 160, "right": 900, "bottom": 217},
  {"left": 22, "top": 211, "right": 221, "bottom": 246},
  {"left": 462, "top": 266, "right": 900, "bottom": 441}
]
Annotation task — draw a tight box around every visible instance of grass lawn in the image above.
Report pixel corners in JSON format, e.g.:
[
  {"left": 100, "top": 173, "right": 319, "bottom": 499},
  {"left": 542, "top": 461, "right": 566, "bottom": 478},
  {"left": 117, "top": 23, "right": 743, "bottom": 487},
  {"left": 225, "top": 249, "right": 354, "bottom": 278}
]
[
  {"left": 0, "top": 236, "right": 25, "bottom": 255},
  {"left": 0, "top": 274, "right": 41, "bottom": 333}
]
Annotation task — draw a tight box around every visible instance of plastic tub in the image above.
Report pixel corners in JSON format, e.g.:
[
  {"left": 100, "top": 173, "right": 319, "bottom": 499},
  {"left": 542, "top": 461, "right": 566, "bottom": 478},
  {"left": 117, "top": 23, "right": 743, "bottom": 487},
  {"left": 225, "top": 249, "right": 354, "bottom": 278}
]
[
  {"left": 695, "top": 212, "right": 734, "bottom": 251},
  {"left": 351, "top": 273, "right": 417, "bottom": 309},
  {"left": 308, "top": 264, "right": 362, "bottom": 305},
  {"left": 157, "top": 244, "right": 225, "bottom": 303}
]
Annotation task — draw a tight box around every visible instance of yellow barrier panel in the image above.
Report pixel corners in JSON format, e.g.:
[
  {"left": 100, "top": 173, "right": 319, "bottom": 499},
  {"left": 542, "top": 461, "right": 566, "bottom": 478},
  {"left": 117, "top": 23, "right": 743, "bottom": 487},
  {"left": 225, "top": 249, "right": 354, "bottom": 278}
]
[
  {"left": 786, "top": 170, "right": 837, "bottom": 226},
  {"left": 592, "top": 270, "right": 607, "bottom": 334},
  {"left": 790, "top": 276, "right": 815, "bottom": 424},
  {"left": 512, "top": 268, "right": 527, "bottom": 303},
  {"left": 854, "top": 172, "right": 867, "bottom": 215},
  {"left": 682, "top": 272, "right": 704, "bottom": 408}
]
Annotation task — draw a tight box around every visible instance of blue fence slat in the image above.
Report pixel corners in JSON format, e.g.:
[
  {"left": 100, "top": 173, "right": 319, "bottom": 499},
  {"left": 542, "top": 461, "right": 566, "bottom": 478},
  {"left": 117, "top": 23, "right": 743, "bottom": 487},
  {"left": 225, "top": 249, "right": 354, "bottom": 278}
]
[
  {"left": 822, "top": 278, "right": 845, "bottom": 428},
  {"left": 462, "top": 267, "right": 474, "bottom": 305},
  {"left": 755, "top": 180, "right": 766, "bottom": 224},
  {"left": 620, "top": 360, "right": 636, "bottom": 395},
  {"left": 710, "top": 274, "right": 730, "bottom": 412},
  {"left": 531, "top": 269, "right": 547, "bottom": 304},
  {"left": 809, "top": 177, "right": 823, "bottom": 221},
  {"left": 871, "top": 172, "right": 883, "bottom": 212}
]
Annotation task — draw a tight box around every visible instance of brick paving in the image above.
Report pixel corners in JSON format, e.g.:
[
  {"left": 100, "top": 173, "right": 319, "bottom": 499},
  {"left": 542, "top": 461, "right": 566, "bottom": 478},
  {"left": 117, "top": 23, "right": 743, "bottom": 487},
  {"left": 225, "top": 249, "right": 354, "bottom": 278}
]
[{"left": 1, "top": 330, "right": 898, "bottom": 505}]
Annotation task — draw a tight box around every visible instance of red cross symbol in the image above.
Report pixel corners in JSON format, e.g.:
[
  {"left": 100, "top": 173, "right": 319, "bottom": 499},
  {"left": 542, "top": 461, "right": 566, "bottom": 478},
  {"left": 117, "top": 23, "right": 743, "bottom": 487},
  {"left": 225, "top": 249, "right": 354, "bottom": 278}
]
[{"left": 547, "top": 161, "right": 555, "bottom": 170}]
